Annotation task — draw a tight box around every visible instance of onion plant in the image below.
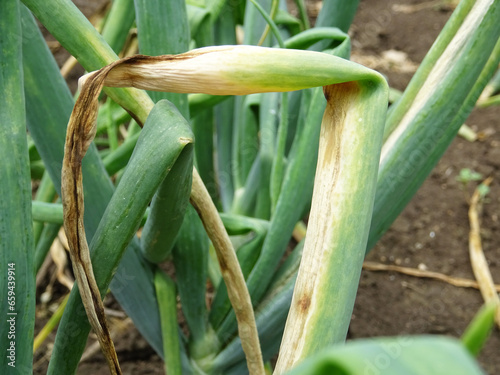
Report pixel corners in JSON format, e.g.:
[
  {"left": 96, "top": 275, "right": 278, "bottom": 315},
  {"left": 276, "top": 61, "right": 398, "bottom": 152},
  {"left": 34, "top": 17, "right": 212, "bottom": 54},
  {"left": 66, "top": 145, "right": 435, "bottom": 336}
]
[{"left": 1, "top": 0, "right": 499, "bottom": 374}]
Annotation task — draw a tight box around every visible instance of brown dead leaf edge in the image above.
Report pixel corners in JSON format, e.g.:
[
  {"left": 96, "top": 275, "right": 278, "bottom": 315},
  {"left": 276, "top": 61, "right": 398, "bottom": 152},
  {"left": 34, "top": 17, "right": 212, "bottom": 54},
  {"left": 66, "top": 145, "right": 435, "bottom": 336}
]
[
  {"left": 468, "top": 177, "right": 500, "bottom": 327},
  {"left": 61, "top": 51, "right": 267, "bottom": 375},
  {"left": 61, "top": 64, "right": 124, "bottom": 375}
]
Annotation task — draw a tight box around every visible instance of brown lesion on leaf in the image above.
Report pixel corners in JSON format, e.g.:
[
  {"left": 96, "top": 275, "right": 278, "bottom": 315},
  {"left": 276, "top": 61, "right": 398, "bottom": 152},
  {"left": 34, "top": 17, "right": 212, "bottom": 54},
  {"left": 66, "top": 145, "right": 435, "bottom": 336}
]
[
  {"left": 62, "top": 54, "right": 124, "bottom": 375},
  {"left": 297, "top": 294, "right": 311, "bottom": 313},
  {"left": 217, "top": 252, "right": 229, "bottom": 273},
  {"left": 320, "top": 82, "right": 360, "bottom": 171}
]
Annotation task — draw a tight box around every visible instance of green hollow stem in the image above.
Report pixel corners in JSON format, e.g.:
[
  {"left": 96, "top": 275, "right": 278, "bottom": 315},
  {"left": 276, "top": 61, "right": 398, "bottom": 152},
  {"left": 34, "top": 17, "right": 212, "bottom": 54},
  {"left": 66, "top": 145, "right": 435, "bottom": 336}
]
[
  {"left": 134, "top": 0, "right": 190, "bottom": 111},
  {"left": 0, "top": 1, "right": 36, "bottom": 372},
  {"left": 244, "top": 0, "right": 272, "bottom": 46},
  {"left": 100, "top": 0, "right": 135, "bottom": 54},
  {"left": 106, "top": 117, "right": 119, "bottom": 152},
  {"left": 489, "top": 68, "right": 500, "bottom": 93},
  {"left": 255, "top": 92, "right": 279, "bottom": 220},
  {"left": 213, "top": 4, "right": 237, "bottom": 211},
  {"left": 31, "top": 201, "right": 150, "bottom": 228},
  {"left": 154, "top": 269, "right": 182, "bottom": 375},
  {"left": 191, "top": 14, "right": 219, "bottom": 206},
  {"left": 275, "top": 78, "right": 388, "bottom": 373},
  {"left": 22, "top": 0, "right": 154, "bottom": 124},
  {"left": 34, "top": 222, "right": 61, "bottom": 274},
  {"left": 135, "top": 0, "right": 193, "bottom": 266},
  {"left": 96, "top": 99, "right": 131, "bottom": 136},
  {"left": 172, "top": 206, "right": 210, "bottom": 347},
  {"left": 461, "top": 302, "right": 497, "bottom": 357},
  {"left": 283, "top": 336, "right": 486, "bottom": 375},
  {"left": 282, "top": 27, "right": 348, "bottom": 50},
  {"left": 270, "top": 92, "right": 289, "bottom": 212},
  {"left": 249, "top": 0, "right": 284, "bottom": 48},
  {"left": 140, "top": 145, "right": 194, "bottom": 263},
  {"left": 230, "top": 93, "right": 260, "bottom": 198},
  {"left": 32, "top": 201, "right": 64, "bottom": 224},
  {"left": 293, "top": 0, "right": 309, "bottom": 30},
  {"left": 310, "top": 0, "right": 360, "bottom": 51},
  {"left": 478, "top": 63, "right": 500, "bottom": 105},
  {"left": 192, "top": 106, "right": 220, "bottom": 205},
  {"left": 383, "top": 0, "right": 477, "bottom": 140},
  {"left": 477, "top": 93, "right": 500, "bottom": 107},
  {"left": 33, "top": 294, "right": 69, "bottom": 352},
  {"left": 33, "top": 172, "right": 57, "bottom": 244}
]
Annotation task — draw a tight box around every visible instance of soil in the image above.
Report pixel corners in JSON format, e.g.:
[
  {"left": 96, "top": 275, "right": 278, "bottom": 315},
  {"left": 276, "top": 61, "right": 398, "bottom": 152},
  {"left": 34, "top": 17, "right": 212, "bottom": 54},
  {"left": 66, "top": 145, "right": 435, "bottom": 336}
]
[
  {"left": 33, "top": 0, "right": 500, "bottom": 374},
  {"left": 350, "top": 1, "right": 500, "bottom": 374}
]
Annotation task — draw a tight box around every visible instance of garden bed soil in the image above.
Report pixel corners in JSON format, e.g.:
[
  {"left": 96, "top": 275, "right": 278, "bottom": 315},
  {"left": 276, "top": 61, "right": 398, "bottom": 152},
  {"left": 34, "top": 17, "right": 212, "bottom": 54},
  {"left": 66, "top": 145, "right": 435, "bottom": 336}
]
[
  {"left": 350, "top": 3, "right": 500, "bottom": 375},
  {"left": 34, "top": 0, "right": 500, "bottom": 373}
]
